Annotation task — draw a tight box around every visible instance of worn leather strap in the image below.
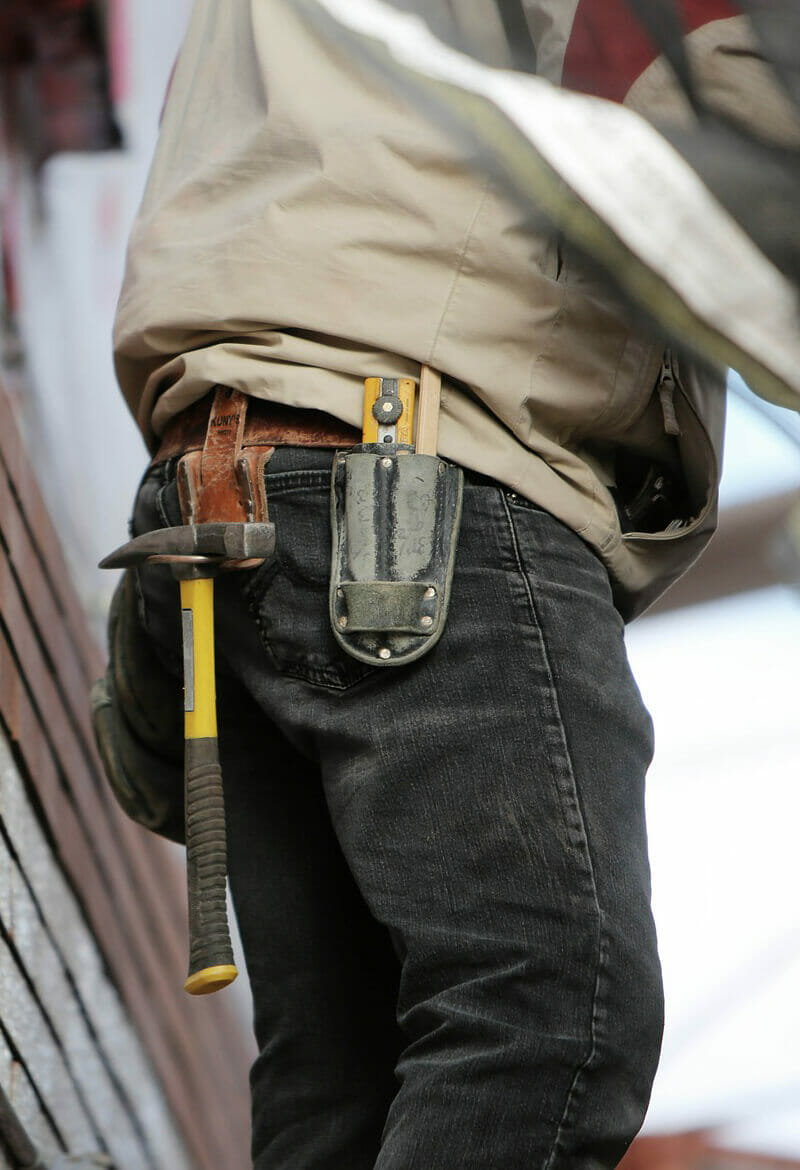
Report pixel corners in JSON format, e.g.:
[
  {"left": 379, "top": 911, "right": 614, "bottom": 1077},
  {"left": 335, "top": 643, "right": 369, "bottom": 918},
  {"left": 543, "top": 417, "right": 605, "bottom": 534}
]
[
  {"left": 175, "top": 387, "right": 266, "bottom": 525},
  {"left": 154, "top": 391, "right": 361, "bottom": 466},
  {"left": 153, "top": 388, "right": 360, "bottom": 526}
]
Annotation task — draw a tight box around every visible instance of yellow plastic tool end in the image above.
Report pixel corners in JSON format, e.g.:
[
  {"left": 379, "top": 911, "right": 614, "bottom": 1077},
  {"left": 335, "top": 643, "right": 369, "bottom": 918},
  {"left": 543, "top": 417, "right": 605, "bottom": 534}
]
[
  {"left": 184, "top": 964, "right": 239, "bottom": 996},
  {"left": 362, "top": 377, "right": 416, "bottom": 445},
  {"left": 362, "top": 377, "right": 382, "bottom": 444}
]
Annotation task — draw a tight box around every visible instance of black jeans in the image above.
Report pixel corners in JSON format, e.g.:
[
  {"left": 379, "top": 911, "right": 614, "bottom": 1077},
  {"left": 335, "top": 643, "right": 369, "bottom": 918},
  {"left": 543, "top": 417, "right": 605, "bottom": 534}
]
[{"left": 134, "top": 447, "right": 663, "bottom": 1170}]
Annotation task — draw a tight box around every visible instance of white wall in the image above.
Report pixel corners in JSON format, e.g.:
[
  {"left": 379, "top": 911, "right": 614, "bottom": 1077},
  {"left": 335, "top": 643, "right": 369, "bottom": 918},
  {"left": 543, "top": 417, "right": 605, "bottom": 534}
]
[{"left": 0, "top": 733, "right": 193, "bottom": 1170}]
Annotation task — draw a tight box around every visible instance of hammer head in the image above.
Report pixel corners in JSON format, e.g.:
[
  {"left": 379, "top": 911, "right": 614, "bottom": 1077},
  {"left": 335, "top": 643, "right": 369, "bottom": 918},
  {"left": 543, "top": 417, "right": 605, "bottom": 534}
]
[{"left": 99, "top": 522, "right": 276, "bottom": 570}]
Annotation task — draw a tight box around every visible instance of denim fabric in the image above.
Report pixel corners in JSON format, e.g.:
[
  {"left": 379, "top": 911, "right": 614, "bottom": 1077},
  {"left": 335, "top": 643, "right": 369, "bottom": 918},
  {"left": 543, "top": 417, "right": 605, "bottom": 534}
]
[{"left": 133, "top": 447, "right": 663, "bottom": 1170}]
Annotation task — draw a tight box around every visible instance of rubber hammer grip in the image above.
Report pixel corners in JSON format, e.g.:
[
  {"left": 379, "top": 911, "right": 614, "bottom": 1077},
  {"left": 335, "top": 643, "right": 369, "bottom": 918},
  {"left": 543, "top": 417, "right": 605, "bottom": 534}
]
[
  {"left": 179, "top": 574, "right": 237, "bottom": 995},
  {"left": 183, "top": 737, "right": 237, "bottom": 994}
]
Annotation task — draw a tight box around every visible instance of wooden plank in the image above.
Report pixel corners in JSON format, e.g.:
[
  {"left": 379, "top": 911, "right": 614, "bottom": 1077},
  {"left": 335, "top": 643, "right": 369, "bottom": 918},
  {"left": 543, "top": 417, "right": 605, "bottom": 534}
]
[
  {"left": 0, "top": 644, "right": 244, "bottom": 1170},
  {"left": 0, "top": 377, "right": 252, "bottom": 1165},
  {"left": 0, "top": 1032, "right": 63, "bottom": 1168},
  {"left": 0, "top": 831, "right": 11, "bottom": 926},
  {"left": 416, "top": 364, "right": 442, "bottom": 455},
  {"left": 0, "top": 385, "right": 102, "bottom": 681},
  {"left": 1, "top": 743, "right": 193, "bottom": 1170},
  {"left": 0, "top": 730, "right": 206, "bottom": 1166},
  {"left": 0, "top": 542, "right": 94, "bottom": 776},
  {"left": 0, "top": 445, "right": 249, "bottom": 1083},
  {"left": 0, "top": 543, "right": 248, "bottom": 1107},
  {"left": 0, "top": 742, "right": 215, "bottom": 1170},
  {"left": 3, "top": 841, "right": 157, "bottom": 1170},
  {"left": 0, "top": 937, "right": 98, "bottom": 1153},
  {"left": 0, "top": 468, "right": 94, "bottom": 727},
  {"left": 0, "top": 454, "right": 189, "bottom": 935},
  {"left": 0, "top": 461, "right": 180, "bottom": 942},
  {"left": 0, "top": 453, "right": 188, "bottom": 954},
  {"left": 0, "top": 1034, "right": 10, "bottom": 1117},
  {"left": 0, "top": 541, "right": 187, "bottom": 975}
]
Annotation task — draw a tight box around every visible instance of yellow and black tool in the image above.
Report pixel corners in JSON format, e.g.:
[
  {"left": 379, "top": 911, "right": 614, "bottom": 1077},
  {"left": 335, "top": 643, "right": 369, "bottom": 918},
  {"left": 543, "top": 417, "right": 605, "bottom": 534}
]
[
  {"left": 100, "top": 520, "right": 275, "bottom": 994},
  {"left": 178, "top": 569, "right": 236, "bottom": 995},
  {"left": 361, "top": 376, "right": 416, "bottom": 447},
  {"left": 360, "top": 366, "right": 442, "bottom": 453},
  {"left": 330, "top": 364, "right": 460, "bottom": 668}
]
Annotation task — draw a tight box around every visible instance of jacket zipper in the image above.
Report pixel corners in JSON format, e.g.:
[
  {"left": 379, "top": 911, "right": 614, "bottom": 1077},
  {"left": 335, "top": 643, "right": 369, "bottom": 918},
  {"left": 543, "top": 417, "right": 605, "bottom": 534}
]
[{"left": 657, "top": 350, "right": 682, "bottom": 437}]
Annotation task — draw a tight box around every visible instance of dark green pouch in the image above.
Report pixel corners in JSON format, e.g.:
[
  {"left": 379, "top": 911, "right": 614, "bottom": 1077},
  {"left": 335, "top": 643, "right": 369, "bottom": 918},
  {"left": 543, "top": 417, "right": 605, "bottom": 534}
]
[
  {"left": 90, "top": 570, "right": 185, "bottom": 843},
  {"left": 330, "top": 448, "right": 463, "bottom": 666}
]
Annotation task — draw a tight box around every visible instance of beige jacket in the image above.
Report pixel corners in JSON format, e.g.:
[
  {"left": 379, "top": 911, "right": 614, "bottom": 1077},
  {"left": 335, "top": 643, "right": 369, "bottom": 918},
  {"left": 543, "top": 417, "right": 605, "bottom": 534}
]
[{"left": 114, "top": 0, "right": 797, "bottom": 618}]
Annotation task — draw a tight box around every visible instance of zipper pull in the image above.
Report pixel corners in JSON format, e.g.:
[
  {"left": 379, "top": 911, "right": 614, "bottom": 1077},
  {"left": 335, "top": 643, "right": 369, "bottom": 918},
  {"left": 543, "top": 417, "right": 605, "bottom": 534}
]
[{"left": 657, "top": 351, "right": 682, "bottom": 437}]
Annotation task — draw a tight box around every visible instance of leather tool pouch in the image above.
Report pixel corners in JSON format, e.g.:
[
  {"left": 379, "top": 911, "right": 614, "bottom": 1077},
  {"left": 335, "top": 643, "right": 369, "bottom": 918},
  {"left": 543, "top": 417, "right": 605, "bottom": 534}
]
[{"left": 330, "top": 448, "right": 463, "bottom": 666}]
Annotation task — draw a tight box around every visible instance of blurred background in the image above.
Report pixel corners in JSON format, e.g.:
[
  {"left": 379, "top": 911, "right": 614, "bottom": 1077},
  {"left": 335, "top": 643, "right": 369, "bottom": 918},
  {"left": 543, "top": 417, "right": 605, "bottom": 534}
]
[{"left": 1, "top": 2, "right": 799, "bottom": 1168}]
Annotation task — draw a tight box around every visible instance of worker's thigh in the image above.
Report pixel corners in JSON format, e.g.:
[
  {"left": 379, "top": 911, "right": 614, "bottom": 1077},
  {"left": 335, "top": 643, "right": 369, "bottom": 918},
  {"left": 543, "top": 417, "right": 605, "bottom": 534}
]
[{"left": 135, "top": 449, "right": 663, "bottom": 1170}]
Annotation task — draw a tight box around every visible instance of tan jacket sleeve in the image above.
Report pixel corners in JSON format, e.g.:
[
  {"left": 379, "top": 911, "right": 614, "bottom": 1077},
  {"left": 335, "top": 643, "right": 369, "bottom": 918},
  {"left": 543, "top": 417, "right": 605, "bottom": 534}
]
[{"left": 532, "top": 0, "right": 800, "bottom": 146}]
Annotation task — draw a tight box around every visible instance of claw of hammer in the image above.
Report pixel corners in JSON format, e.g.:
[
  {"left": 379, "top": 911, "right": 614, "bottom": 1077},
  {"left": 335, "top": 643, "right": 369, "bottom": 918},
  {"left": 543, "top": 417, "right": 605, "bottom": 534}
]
[{"left": 99, "top": 522, "right": 275, "bottom": 569}]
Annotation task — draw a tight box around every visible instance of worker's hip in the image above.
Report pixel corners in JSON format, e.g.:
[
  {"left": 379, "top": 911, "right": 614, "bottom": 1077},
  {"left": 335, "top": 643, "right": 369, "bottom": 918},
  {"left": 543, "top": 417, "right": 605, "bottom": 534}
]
[
  {"left": 132, "top": 441, "right": 647, "bottom": 715},
  {"left": 148, "top": 385, "right": 463, "bottom": 671}
]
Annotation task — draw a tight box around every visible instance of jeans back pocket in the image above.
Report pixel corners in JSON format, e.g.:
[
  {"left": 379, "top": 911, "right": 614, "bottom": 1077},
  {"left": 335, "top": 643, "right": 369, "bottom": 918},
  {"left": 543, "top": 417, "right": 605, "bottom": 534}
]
[{"left": 241, "top": 469, "right": 376, "bottom": 690}]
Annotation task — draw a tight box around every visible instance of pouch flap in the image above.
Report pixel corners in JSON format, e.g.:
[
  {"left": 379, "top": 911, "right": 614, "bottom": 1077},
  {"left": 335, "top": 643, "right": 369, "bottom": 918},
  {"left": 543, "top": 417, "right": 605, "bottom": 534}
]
[{"left": 339, "top": 580, "right": 440, "bottom": 634}]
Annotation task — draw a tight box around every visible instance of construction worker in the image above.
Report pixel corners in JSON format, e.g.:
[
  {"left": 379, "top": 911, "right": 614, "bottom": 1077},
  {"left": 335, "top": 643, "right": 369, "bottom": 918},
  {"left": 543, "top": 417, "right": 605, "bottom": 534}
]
[{"left": 97, "top": 2, "right": 800, "bottom": 1167}]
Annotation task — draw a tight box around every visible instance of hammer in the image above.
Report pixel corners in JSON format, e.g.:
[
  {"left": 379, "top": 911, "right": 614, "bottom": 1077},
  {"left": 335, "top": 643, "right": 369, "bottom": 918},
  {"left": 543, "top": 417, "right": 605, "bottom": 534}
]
[{"left": 100, "top": 520, "right": 275, "bottom": 994}]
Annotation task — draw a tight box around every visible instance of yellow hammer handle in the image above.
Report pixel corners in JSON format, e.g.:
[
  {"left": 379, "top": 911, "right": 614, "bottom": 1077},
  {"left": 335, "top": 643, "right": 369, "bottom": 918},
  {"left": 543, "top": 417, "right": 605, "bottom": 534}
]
[
  {"left": 179, "top": 576, "right": 237, "bottom": 995},
  {"left": 181, "top": 576, "right": 217, "bottom": 741}
]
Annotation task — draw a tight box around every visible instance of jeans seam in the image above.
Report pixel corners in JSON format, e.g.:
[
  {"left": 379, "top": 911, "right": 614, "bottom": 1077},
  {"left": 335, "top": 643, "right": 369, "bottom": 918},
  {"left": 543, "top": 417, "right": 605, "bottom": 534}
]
[
  {"left": 499, "top": 491, "right": 604, "bottom": 1167},
  {"left": 544, "top": 931, "right": 610, "bottom": 1170}
]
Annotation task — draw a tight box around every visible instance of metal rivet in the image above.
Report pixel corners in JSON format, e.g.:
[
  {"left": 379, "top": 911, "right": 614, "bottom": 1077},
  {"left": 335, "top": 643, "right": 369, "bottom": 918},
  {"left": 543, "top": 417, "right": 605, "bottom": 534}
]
[
  {"left": 378, "top": 647, "right": 391, "bottom": 660},
  {"left": 336, "top": 588, "right": 344, "bottom": 598},
  {"left": 381, "top": 457, "right": 393, "bottom": 468},
  {"left": 338, "top": 616, "right": 348, "bottom": 628},
  {"left": 424, "top": 587, "right": 436, "bottom": 599},
  {"left": 420, "top": 616, "right": 433, "bottom": 628},
  {"left": 381, "top": 401, "right": 394, "bottom": 413}
]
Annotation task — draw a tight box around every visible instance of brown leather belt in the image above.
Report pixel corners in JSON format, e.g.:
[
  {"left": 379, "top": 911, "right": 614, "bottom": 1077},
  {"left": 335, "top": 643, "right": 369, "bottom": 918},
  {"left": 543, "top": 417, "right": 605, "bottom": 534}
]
[{"left": 153, "top": 392, "right": 361, "bottom": 464}]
